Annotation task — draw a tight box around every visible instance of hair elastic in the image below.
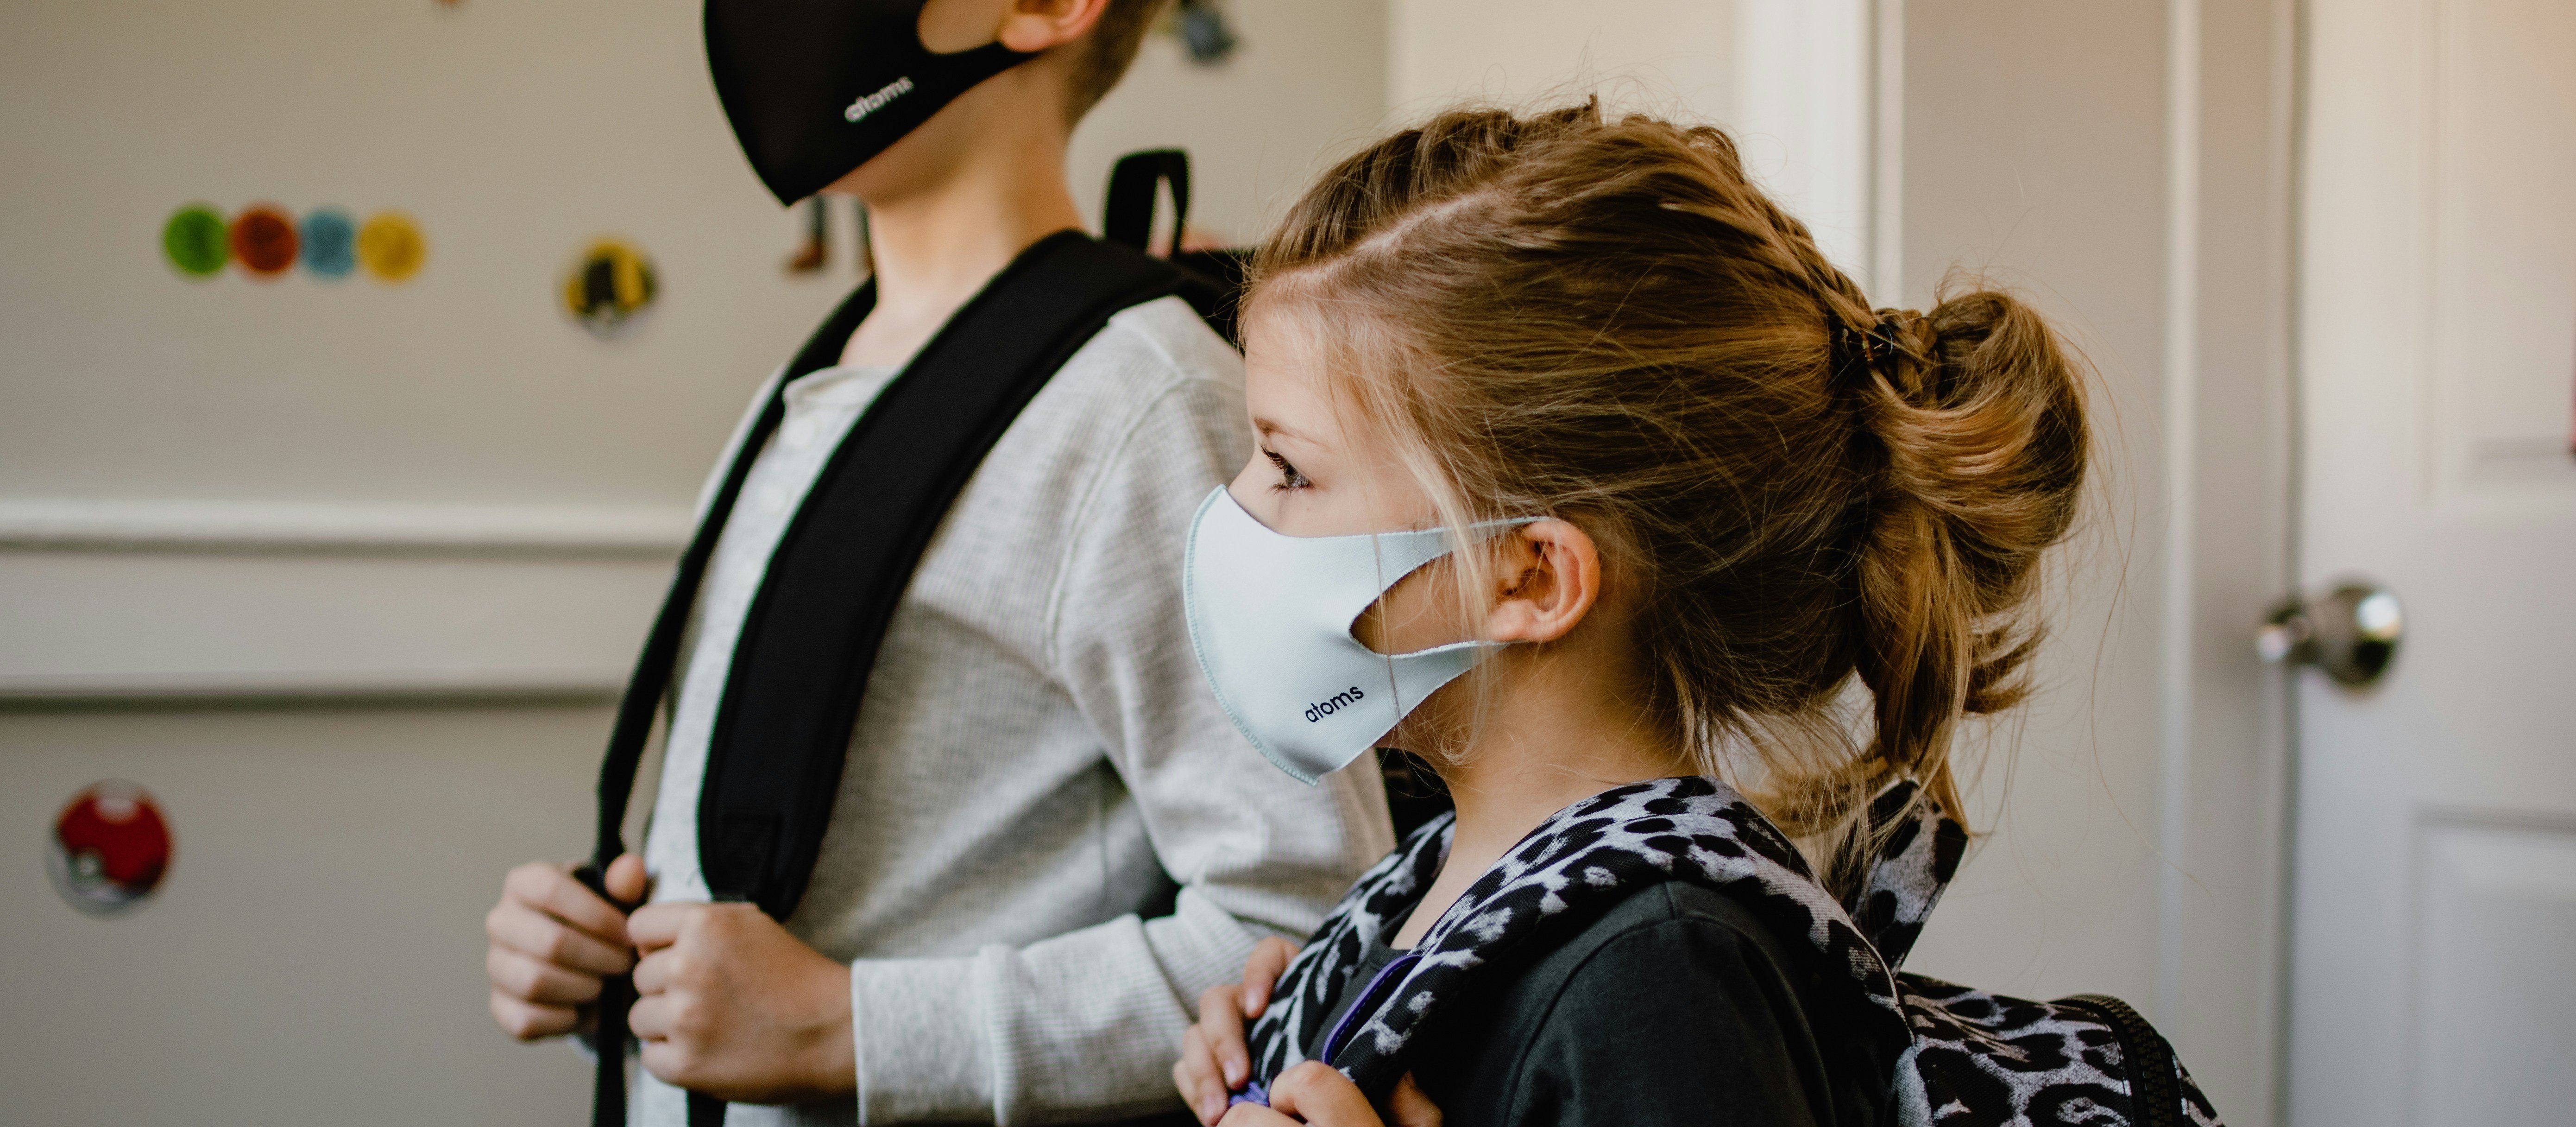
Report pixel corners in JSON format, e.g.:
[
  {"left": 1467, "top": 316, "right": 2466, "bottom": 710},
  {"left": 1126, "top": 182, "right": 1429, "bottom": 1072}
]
[{"left": 1830, "top": 310, "right": 1916, "bottom": 390}]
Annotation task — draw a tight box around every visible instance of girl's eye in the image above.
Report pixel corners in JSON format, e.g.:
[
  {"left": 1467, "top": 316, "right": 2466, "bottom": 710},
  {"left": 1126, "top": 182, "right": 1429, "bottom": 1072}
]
[{"left": 1264, "top": 450, "right": 1311, "bottom": 491}]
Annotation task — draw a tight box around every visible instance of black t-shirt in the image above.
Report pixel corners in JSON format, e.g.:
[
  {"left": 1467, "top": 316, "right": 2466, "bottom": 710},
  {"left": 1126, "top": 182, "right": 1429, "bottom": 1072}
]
[{"left": 1304, "top": 882, "right": 1897, "bottom": 1127}]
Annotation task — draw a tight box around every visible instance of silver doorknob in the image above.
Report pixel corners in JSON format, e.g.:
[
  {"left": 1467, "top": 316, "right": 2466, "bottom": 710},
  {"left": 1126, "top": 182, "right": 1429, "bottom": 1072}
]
[{"left": 2257, "top": 582, "right": 2403, "bottom": 686}]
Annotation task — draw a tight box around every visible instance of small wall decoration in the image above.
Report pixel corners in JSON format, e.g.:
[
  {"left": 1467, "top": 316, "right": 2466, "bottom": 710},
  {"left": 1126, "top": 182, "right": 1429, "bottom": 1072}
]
[
  {"left": 163, "top": 204, "right": 230, "bottom": 278},
  {"left": 783, "top": 196, "right": 872, "bottom": 278},
  {"left": 562, "top": 237, "right": 659, "bottom": 339},
  {"left": 1163, "top": 0, "right": 1239, "bottom": 66},
  {"left": 229, "top": 204, "right": 300, "bottom": 278},
  {"left": 301, "top": 207, "right": 358, "bottom": 279},
  {"left": 48, "top": 781, "right": 173, "bottom": 916},
  {"left": 357, "top": 210, "right": 428, "bottom": 283},
  {"left": 163, "top": 203, "right": 424, "bottom": 283},
  {"left": 786, "top": 196, "right": 831, "bottom": 274}
]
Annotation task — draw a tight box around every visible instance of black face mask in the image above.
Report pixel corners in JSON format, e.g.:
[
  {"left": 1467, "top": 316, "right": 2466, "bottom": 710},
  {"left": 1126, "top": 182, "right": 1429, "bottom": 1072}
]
[{"left": 706, "top": 0, "right": 1037, "bottom": 204}]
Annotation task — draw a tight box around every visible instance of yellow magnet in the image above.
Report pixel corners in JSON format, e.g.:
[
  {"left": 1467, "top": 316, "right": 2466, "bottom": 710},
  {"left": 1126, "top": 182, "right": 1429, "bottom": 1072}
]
[{"left": 357, "top": 211, "right": 427, "bottom": 283}]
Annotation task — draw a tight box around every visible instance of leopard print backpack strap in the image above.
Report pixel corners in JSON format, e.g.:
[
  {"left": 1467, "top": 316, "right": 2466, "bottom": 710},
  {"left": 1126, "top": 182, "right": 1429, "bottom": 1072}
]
[
  {"left": 1840, "top": 778, "right": 1969, "bottom": 969},
  {"left": 1893, "top": 975, "right": 2226, "bottom": 1127}
]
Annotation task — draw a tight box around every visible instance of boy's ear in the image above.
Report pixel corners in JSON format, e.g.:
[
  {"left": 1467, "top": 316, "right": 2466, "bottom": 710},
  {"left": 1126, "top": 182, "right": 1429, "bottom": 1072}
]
[
  {"left": 918, "top": 0, "right": 1110, "bottom": 54},
  {"left": 998, "top": 0, "right": 1115, "bottom": 54},
  {"left": 1485, "top": 520, "right": 1602, "bottom": 646}
]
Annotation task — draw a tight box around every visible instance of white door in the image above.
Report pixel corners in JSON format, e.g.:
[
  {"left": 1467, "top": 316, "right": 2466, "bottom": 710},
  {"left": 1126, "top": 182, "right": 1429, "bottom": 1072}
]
[{"left": 2290, "top": 1, "right": 2576, "bottom": 1125}]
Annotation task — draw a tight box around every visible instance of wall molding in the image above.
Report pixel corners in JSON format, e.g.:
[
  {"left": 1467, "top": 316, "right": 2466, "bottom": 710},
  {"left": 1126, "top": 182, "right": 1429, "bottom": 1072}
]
[
  {"left": 0, "top": 498, "right": 691, "bottom": 557},
  {"left": 0, "top": 671, "right": 624, "bottom": 710}
]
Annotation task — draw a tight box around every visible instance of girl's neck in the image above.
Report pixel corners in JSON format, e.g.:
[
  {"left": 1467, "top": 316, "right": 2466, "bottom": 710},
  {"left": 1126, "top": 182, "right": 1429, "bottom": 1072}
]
[{"left": 1390, "top": 648, "right": 1690, "bottom": 949}]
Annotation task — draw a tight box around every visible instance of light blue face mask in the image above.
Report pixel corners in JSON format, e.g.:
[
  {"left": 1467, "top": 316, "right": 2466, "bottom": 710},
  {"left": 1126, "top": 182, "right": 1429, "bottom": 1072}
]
[{"left": 1181, "top": 487, "right": 1538, "bottom": 785}]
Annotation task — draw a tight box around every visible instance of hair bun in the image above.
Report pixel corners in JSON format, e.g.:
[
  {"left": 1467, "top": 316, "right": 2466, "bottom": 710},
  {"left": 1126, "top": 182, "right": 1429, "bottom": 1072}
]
[{"left": 1848, "top": 282, "right": 2087, "bottom": 788}]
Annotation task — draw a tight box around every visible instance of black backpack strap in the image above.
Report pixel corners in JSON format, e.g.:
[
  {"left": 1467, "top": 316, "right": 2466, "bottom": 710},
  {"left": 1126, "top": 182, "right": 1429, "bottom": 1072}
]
[
  {"left": 582, "top": 231, "right": 1182, "bottom": 1126},
  {"left": 576, "top": 279, "right": 871, "bottom": 1127},
  {"left": 1104, "top": 148, "right": 1190, "bottom": 252},
  {"left": 1103, "top": 148, "right": 1250, "bottom": 347}
]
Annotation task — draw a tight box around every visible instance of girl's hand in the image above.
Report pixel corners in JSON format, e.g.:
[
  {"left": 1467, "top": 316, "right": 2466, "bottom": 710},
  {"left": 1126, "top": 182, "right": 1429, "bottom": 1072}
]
[
  {"left": 1217, "top": 1065, "right": 1442, "bottom": 1127},
  {"left": 1176, "top": 936, "right": 1297, "bottom": 1124}
]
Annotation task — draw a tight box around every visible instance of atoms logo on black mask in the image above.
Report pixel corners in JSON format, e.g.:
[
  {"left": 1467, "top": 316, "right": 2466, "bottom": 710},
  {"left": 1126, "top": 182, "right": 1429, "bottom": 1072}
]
[{"left": 1304, "top": 686, "right": 1367, "bottom": 723}]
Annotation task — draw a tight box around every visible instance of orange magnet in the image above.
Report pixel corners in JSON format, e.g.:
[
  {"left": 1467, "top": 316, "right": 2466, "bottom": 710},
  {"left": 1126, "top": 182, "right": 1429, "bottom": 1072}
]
[{"left": 229, "top": 205, "right": 299, "bottom": 278}]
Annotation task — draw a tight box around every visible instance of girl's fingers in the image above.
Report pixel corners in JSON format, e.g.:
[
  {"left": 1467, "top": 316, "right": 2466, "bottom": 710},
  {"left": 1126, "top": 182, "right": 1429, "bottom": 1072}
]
[
  {"left": 1266, "top": 1061, "right": 1383, "bottom": 1127},
  {"left": 1178, "top": 1025, "right": 1230, "bottom": 1125},
  {"left": 1387, "top": 1073, "right": 1444, "bottom": 1127},
  {"left": 1171, "top": 1057, "right": 1217, "bottom": 1127},
  {"left": 1216, "top": 1105, "right": 1300, "bottom": 1127},
  {"left": 1241, "top": 936, "right": 1297, "bottom": 1018},
  {"left": 1198, "top": 982, "right": 1251, "bottom": 1087}
]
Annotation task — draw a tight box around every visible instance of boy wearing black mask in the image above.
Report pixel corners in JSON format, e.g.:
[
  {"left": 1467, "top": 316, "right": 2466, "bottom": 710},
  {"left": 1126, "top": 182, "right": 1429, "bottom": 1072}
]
[{"left": 479, "top": 3, "right": 1392, "bottom": 1124}]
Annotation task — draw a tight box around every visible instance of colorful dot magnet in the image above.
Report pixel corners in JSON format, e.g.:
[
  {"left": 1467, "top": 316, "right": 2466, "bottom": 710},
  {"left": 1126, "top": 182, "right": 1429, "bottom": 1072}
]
[
  {"left": 163, "top": 205, "right": 229, "bottom": 278},
  {"left": 229, "top": 205, "right": 300, "bottom": 278},
  {"left": 357, "top": 210, "right": 427, "bottom": 283},
  {"left": 49, "top": 781, "right": 173, "bottom": 916},
  {"left": 562, "top": 238, "right": 659, "bottom": 339},
  {"left": 300, "top": 207, "right": 357, "bottom": 279}
]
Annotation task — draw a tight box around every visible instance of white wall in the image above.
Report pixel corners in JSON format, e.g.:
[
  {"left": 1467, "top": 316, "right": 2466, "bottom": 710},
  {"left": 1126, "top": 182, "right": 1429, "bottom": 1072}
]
[
  {"left": 0, "top": 706, "right": 607, "bottom": 1123},
  {"left": 1387, "top": 0, "right": 1878, "bottom": 284},
  {"left": 1073, "top": 0, "right": 1388, "bottom": 245},
  {"left": 1898, "top": 3, "right": 2296, "bottom": 1122},
  {"left": 1389, "top": 0, "right": 1735, "bottom": 121}
]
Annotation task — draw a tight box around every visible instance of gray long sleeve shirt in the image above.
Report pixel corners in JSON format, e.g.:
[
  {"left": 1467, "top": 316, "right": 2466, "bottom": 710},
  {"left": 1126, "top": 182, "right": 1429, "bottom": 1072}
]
[{"left": 635, "top": 295, "right": 1394, "bottom": 1126}]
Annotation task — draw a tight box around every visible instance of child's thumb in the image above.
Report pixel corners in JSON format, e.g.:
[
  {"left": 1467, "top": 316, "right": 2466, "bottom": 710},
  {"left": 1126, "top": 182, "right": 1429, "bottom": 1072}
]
[{"left": 604, "top": 853, "right": 649, "bottom": 907}]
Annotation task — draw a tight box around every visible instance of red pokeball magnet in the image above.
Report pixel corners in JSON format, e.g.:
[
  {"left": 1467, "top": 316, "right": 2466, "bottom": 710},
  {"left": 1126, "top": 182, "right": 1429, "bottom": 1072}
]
[{"left": 49, "top": 781, "right": 173, "bottom": 915}]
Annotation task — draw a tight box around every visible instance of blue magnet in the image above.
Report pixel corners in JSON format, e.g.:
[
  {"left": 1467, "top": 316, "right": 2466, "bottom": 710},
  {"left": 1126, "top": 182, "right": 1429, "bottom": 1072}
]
[{"left": 301, "top": 208, "right": 357, "bottom": 279}]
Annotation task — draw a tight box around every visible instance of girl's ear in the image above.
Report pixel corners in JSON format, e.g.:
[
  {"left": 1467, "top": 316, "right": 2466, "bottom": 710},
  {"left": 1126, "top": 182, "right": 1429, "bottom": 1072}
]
[{"left": 1485, "top": 519, "right": 1602, "bottom": 645}]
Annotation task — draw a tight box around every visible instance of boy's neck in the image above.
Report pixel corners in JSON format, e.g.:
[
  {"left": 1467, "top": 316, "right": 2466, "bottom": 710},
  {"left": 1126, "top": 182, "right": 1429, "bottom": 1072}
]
[{"left": 832, "top": 94, "right": 1088, "bottom": 368}]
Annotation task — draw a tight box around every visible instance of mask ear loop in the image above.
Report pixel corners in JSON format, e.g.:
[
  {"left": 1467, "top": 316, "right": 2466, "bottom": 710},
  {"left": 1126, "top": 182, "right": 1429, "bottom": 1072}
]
[
  {"left": 1353, "top": 518, "right": 1549, "bottom": 756},
  {"left": 1365, "top": 530, "right": 1407, "bottom": 749}
]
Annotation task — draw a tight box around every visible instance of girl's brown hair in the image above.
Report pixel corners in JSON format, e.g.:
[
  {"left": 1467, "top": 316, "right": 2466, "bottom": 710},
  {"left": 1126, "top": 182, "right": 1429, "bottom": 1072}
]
[{"left": 1250, "top": 102, "right": 2090, "bottom": 890}]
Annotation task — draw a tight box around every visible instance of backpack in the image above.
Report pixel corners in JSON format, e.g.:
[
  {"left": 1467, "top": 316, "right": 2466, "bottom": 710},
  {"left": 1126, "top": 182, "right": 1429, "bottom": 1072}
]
[{"left": 1241, "top": 776, "right": 2223, "bottom": 1127}]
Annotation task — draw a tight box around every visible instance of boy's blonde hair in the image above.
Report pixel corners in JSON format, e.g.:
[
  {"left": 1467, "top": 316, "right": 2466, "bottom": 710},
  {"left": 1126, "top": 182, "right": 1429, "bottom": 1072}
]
[{"left": 1250, "top": 102, "right": 2091, "bottom": 894}]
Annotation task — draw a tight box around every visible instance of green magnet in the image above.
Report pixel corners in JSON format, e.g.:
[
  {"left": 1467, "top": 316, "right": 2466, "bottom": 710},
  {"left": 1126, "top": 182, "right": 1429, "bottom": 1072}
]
[{"left": 163, "top": 205, "right": 228, "bottom": 277}]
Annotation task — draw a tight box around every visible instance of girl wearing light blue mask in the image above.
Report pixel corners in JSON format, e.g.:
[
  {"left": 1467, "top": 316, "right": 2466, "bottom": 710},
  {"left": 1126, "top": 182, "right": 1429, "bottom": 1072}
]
[{"left": 1168, "top": 102, "right": 2126, "bottom": 1127}]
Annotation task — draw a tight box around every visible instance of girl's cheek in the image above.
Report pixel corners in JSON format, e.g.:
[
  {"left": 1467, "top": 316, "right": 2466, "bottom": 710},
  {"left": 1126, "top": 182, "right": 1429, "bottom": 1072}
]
[{"left": 1354, "top": 562, "right": 1474, "bottom": 654}]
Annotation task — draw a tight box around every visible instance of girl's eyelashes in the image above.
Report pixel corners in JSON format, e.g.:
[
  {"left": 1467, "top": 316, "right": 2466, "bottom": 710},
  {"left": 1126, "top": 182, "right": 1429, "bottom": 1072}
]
[{"left": 1263, "top": 449, "right": 1311, "bottom": 491}]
